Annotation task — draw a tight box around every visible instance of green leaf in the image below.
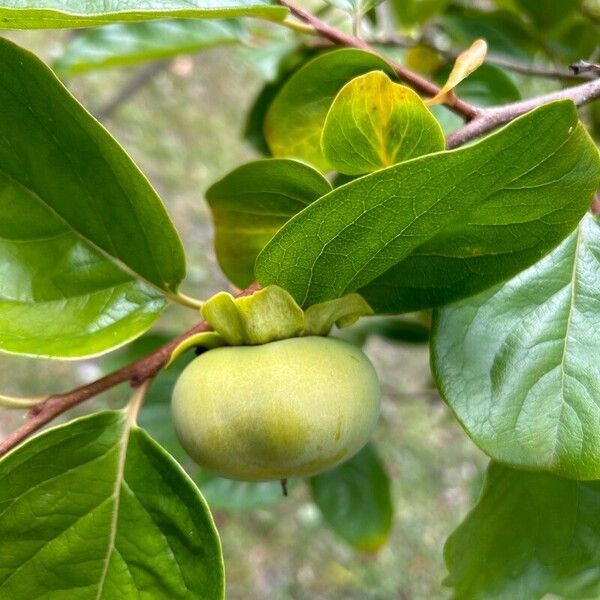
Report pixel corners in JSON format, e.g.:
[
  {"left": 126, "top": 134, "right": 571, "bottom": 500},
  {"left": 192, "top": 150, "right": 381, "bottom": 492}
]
[
  {"left": 441, "top": 6, "right": 535, "bottom": 60},
  {"left": 444, "top": 462, "right": 600, "bottom": 600},
  {"left": 264, "top": 49, "right": 395, "bottom": 171},
  {"left": 206, "top": 158, "right": 331, "bottom": 287},
  {"left": 256, "top": 101, "right": 600, "bottom": 313},
  {"left": 347, "top": 316, "right": 430, "bottom": 346},
  {"left": 54, "top": 19, "right": 245, "bottom": 76},
  {"left": 310, "top": 444, "right": 393, "bottom": 551},
  {"left": 0, "top": 0, "right": 287, "bottom": 28},
  {"left": 321, "top": 71, "right": 444, "bottom": 175},
  {"left": 0, "top": 411, "right": 224, "bottom": 599},
  {"left": 0, "top": 39, "right": 187, "bottom": 358},
  {"left": 199, "top": 474, "right": 292, "bottom": 510},
  {"left": 390, "top": 0, "right": 450, "bottom": 26},
  {"left": 432, "top": 214, "right": 600, "bottom": 479},
  {"left": 515, "top": 0, "right": 582, "bottom": 29}
]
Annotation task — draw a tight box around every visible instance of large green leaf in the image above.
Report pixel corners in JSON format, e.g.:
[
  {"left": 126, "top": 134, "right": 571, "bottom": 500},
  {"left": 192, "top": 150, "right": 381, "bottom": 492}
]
[
  {"left": 0, "top": 38, "right": 185, "bottom": 358},
  {"left": 0, "top": 411, "right": 224, "bottom": 599},
  {"left": 432, "top": 215, "right": 600, "bottom": 479},
  {"left": 310, "top": 444, "right": 393, "bottom": 551},
  {"left": 444, "top": 462, "right": 600, "bottom": 600},
  {"left": 256, "top": 101, "right": 600, "bottom": 313},
  {"left": 0, "top": 0, "right": 286, "bottom": 28},
  {"left": 206, "top": 158, "right": 331, "bottom": 288},
  {"left": 321, "top": 71, "right": 444, "bottom": 175},
  {"left": 264, "top": 49, "right": 395, "bottom": 171},
  {"left": 54, "top": 19, "right": 245, "bottom": 76}
]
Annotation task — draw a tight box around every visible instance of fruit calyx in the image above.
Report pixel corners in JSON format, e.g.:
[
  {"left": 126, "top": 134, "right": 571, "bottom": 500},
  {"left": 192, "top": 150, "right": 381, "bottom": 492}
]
[{"left": 168, "top": 285, "right": 372, "bottom": 365}]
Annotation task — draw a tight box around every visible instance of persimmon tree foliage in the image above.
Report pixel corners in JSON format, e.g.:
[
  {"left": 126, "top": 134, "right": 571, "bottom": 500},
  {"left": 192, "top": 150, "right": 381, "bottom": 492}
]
[{"left": 1, "top": 0, "right": 600, "bottom": 598}]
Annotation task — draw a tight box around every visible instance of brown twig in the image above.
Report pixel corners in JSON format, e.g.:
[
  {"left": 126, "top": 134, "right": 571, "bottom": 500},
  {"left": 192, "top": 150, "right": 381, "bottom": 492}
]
[
  {"left": 279, "top": 0, "right": 479, "bottom": 121},
  {"left": 447, "top": 77, "right": 600, "bottom": 148},
  {"left": 0, "top": 283, "right": 261, "bottom": 458},
  {"left": 371, "top": 35, "right": 591, "bottom": 82},
  {"left": 95, "top": 60, "right": 171, "bottom": 121}
]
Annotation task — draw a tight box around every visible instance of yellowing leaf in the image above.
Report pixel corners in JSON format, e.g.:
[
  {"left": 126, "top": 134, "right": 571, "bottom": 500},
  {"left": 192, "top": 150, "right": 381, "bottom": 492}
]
[
  {"left": 321, "top": 71, "right": 445, "bottom": 175},
  {"left": 426, "top": 38, "right": 487, "bottom": 106}
]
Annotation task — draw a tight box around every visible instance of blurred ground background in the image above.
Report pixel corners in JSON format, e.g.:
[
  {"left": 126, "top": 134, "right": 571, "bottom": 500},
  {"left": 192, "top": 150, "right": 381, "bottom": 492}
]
[{"left": 0, "top": 32, "right": 487, "bottom": 599}]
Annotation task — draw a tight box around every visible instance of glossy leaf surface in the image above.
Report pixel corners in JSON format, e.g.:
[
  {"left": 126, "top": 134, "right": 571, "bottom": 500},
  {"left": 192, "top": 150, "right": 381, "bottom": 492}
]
[
  {"left": 0, "top": 0, "right": 286, "bottom": 28},
  {"left": 206, "top": 159, "right": 331, "bottom": 287},
  {"left": 256, "top": 101, "right": 600, "bottom": 313},
  {"left": 0, "top": 412, "right": 224, "bottom": 599},
  {"left": 445, "top": 462, "right": 600, "bottom": 599},
  {"left": 264, "top": 49, "right": 395, "bottom": 171},
  {"left": 432, "top": 215, "right": 600, "bottom": 479},
  {"left": 310, "top": 444, "right": 393, "bottom": 551},
  {"left": 55, "top": 19, "right": 245, "bottom": 75},
  {"left": 0, "top": 39, "right": 186, "bottom": 357},
  {"left": 321, "top": 71, "right": 444, "bottom": 175}
]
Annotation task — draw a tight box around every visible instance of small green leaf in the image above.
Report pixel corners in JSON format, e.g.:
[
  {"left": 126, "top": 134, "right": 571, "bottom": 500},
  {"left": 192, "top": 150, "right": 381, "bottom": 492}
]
[
  {"left": 264, "top": 49, "right": 395, "bottom": 171},
  {"left": 310, "top": 444, "right": 393, "bottom": 551},
  {"left": 0, "top": 412, "right": 224, "bottom": 599},
  {"left": 54, "top": 19, "right": 245, "bottom": 76},
  {"left": 432, "top": 214, "right": 600, "bottom": 479},
  {"left": 0, "top": 0, "right": 287, "bottom": 28},
  {"left": 390, "top": 0, "right": 451, "bottom": 26},
  {"left": 515, "top": 0, "right": 582, "bottom": 29},
  {"left": 345, "top": 316, "right": 430, "bottom": 346},
  {"left": 321, "top": 71, "right": 444, "bottom": 175},
  {"left": 206, "top": 158, "right": 331, "bottom": 288},
  {"left": 198, "top": 475, "right": 293, "bottom": 510},
  {"left": 0, "top": 38, "right": 186, "bottom": 358},
  {"left": 441, "top": 6, "right": 536, "bottom": 60},
  {"left": 256, "top": 101, "right": 600, "bottom": 313},
  {"left": 444, "top": 462, "right": 600, "bottom": 600}
]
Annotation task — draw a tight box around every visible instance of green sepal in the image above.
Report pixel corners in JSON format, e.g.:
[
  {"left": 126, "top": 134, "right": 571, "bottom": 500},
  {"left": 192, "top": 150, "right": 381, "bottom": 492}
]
[
  {"left": 202, "top": 286, "right": 305, "bottom": 346},
  {"left": 168, "top": 286, "right": 373, "bottom": 365},
  {"left": 166, "top": 332, "right": 227, "bottom": 368},
  {"left": 303, "top": 294, "right": 373, "bottom": 336}
]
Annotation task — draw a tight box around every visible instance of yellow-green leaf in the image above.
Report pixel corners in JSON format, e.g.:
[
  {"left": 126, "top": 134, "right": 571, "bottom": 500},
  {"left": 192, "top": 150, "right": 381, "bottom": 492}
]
[
  {"left": 264, "top": 49, "right": 395, "bottom": 171},
  {"left": 321, "top": 71, "right": 445, "bottom": 175},
  {"left": 426, "top": 38, "right": 487, "bottom": 106}
]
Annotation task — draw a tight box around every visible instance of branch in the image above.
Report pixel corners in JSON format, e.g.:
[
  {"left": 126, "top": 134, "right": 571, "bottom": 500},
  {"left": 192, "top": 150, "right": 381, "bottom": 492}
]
[
  {"left": 95, "top": 60, "right": 170, "bottom": 121},
  {"left": 371, "top": 35, "right": 591, "bottom": 82},
  {"left": 447, "top": 77, "right": 600, "bottom": 149},
  {"left": 279, "top": 0, "right": 479, "bottom": 121},
  {"left": 0, "top": 283, "right": 261, "bottom": 458}
]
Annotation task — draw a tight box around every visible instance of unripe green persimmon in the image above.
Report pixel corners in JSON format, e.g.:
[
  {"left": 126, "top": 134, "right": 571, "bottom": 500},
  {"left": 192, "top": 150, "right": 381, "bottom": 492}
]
[{"left": 171, "top": 336, "right": 380, "bottom": 481}]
